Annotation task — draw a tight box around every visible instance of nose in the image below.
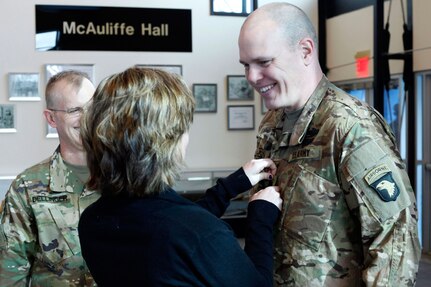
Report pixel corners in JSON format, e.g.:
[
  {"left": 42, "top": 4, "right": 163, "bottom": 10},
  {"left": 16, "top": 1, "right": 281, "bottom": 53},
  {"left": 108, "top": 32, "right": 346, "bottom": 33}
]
[{"left": 246, "top": 66, "right": 262, "bottom": 86}]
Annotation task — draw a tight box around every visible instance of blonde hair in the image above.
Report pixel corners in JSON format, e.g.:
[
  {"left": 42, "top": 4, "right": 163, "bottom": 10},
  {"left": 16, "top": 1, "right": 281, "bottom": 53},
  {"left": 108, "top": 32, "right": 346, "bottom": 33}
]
[{"left": 81, "top": 67, "right": 195, "bottom": 196}]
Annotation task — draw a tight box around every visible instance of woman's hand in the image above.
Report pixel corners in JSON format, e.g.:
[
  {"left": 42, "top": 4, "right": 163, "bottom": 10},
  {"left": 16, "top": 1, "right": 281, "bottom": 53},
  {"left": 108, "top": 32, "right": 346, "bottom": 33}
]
[
  {"left": 250, "top": 186, "right": 282, "bottom": 210},
  {"left": 242, "top": 159, "right": 276, "bottom": 186}
]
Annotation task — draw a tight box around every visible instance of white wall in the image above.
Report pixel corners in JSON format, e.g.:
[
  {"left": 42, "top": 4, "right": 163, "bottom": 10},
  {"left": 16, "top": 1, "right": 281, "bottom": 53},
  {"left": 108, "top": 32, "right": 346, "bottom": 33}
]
[{"left": 0, "top": 0, "right": 318, "bottom": 178}]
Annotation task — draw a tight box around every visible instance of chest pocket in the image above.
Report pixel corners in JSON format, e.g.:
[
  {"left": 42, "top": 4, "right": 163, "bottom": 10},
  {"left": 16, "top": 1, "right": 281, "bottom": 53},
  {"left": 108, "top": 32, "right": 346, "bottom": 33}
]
[
  {"left": 278, "top": 163, "right": 342, "bottom": 252},
  {"left": 33, "top": 202, "right": 81, "bottom": 265}
]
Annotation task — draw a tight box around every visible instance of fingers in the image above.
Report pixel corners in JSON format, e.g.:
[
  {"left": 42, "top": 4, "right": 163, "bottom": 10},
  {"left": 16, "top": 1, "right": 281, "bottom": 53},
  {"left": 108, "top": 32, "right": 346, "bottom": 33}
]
[
  {"left": 250, "top": 186, "right": 282, "bottom": 210},
  {"left": 242, "top": 158, "right": 277, "bottom": 186},
  {"left": 262, "top": 159, "right": 277, "bottom": 176}
]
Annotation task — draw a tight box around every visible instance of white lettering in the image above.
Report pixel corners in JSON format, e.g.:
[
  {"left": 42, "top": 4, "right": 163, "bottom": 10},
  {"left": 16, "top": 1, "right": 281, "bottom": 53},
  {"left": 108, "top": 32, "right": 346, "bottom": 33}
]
[
  {"left": 141, "top": 23, "right": 169, "bottom": 36},
  {"left": 62, "top": 21, "right": 135, "bottom": 36},
  {"left": 63, "top": 21, "right": 76, "bottom": 34},
  {"left": 77, "top": 25, "right": 85, "bottom": 34},
  {"left": 86, "top": 22, "right": 96, "bottom": 34},
  {"left": 141, "top": 23, "right": 152, "bottom": 35}
]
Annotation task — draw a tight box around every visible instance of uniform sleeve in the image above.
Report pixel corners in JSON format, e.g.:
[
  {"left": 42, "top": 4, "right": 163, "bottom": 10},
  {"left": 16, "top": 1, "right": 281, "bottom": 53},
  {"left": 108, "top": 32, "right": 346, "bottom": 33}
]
[
  {"left": 195, "top": 168, "right": 252, "bottom": 217},
  {"left": 339, "top": 121, "right": 421, "bottom": 286},
  {"left": 0, "top": 178, "right": 37, "bottom": 286}
]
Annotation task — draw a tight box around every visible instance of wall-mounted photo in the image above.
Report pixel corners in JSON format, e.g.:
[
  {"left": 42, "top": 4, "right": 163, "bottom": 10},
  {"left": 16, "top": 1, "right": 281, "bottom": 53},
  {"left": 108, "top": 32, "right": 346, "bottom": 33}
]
[
  {"left": 227, "top": 75, "right": 254, "bottom": 101},
  {"left": 8, "top": 73, "right": 40, "bottom": 101},
  {"left": 227, "top": 105, "right": 254, "bottom": 130},
  {"left": 210, "top": 0, "right": 256, "bottom": 16},
  {"left": 261, "top": 96, "right": 268, "bottom": 114},
  {"left": 0, "top": 104, "right": 16, "bottom": 133},
  {"left": 46, "top": 124, "right": 58, "bottom": 139},
  {"left": 45, "top": 64, "right": 95, "bottom": 84},
  {"left": 136, "top": 65, "right": 182, "bottom": 76},
  {"left": 193, "top": 84, "right": 217, "bottom": 113},
  {"left": 45, "top": 64, "right": 95, "bottom": 138}
]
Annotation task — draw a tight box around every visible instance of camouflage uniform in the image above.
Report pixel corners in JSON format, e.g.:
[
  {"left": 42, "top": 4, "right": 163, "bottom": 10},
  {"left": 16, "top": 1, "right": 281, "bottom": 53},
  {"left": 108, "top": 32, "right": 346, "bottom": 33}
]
[
  {"left": 255, "top": 77, "right": 421, "bottom": 286},
  {"left": 0, "top": 147, "right": 100, "bottom": 286}
]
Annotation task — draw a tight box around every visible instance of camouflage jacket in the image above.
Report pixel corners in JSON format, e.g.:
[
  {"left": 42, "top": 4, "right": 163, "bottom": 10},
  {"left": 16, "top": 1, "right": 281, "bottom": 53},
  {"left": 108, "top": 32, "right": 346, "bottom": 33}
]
[
  {"left": 0, "top": 148, "right": 100, "bottom": 286},
  {"left": 255, "top": 77, "right": 421, "bottom": 286}
]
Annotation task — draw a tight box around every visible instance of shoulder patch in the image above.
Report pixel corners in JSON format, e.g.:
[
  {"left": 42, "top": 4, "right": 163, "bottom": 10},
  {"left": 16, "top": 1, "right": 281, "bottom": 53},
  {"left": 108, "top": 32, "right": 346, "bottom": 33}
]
[{"left": 364, "top": 164, "right": 400, "bottom": 202}]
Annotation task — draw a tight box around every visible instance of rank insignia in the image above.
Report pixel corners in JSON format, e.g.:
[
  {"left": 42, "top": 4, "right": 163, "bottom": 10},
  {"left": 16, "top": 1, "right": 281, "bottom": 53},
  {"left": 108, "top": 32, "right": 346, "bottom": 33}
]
[{"left": 364, "top": 164, "right": 400, "bottom": 202}]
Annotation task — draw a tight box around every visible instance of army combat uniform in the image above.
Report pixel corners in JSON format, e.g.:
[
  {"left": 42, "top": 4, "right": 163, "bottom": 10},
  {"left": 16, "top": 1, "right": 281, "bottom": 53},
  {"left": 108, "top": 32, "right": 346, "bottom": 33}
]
[
  {"left": 0, "top": 148, "right": 100, "bottom": 286},
  {"left": 255, "top": 77, "right": 421, "bottom": 286}
]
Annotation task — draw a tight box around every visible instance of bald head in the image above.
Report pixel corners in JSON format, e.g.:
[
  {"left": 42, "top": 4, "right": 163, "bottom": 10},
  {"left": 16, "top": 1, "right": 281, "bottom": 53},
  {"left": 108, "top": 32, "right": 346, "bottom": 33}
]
[
  {"left": 241, "top": 2, "right": 317, "bottom": 51},
  {"left": 238, "top": 2, "right": 323, "bottom": 111}
]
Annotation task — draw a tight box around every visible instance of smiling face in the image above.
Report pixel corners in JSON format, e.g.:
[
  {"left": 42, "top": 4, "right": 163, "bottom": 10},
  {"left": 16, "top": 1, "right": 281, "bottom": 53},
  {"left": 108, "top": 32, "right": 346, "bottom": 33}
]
[
  {"left": 239, "top": 19, "right": 306, "bottom": 111},
  {"left": 238, "top": 4, "right": 322, "bottom": 112},
  {"left": 46, "top": 78, "right": 94, "bottom": 153}
]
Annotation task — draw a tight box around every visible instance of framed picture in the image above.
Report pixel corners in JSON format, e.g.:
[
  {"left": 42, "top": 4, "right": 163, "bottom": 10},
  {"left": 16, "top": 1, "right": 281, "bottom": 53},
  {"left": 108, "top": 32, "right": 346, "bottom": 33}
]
[
  {"left": 45, "top": 64, "right": 94, "bottom": 138},
  {"left": 45, "top": 64, "right": 95, "bottom": 84},
  {"left": 227, "top": 75, "right": 254, "bottom": 101},
  {"left": 227, "top": 105, "right": 254, "bottom": 130},
  {"left": 193, "top": 84, "right": 217, "bottom": 113},
  {"left": 0, "top": 104, "right": 16, "bottom": 133},
  {"left": 210, "top": 0, "right": 256, "bottom": 16},
  {"left": 46, "top": 124, "right": 58, "bottom": 139},
  {"left": 261, "top": 96, "right": 268, "bottom": 114},
  {"left": 8, "top": 73, "right": 40, "bottom": 101},
  {"left": 136, "top": 65, "right": 182, "bottom": 76}
]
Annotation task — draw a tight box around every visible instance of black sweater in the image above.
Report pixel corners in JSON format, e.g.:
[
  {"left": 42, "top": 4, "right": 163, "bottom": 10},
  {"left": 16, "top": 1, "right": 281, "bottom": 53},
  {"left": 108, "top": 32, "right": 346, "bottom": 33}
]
[{"left": 79, "top": 168, "right": 279, "bottom": 286}]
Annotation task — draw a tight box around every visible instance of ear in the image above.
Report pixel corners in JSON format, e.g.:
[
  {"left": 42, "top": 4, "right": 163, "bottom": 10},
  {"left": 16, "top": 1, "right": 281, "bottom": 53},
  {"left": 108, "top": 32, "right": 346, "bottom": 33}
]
[
  {"left": 43, "top": 109, "right": 57, "bottom": 129},
  {"left": 299, "top": 37, "right": 314, "bottom": 66}
]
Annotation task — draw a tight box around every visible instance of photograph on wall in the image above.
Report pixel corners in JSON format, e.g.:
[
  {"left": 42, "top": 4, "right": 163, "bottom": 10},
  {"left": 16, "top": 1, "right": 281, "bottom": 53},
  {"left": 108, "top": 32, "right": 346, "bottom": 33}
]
[
  {"left": 227, "top": 75, "right": 254, "bottom": 101},
  {"left": 0, "top": 104, "right": 16, "bottom": 133},
  {"left": 193, "top": 84, "right": 217, "bottom": 113},
  {"left": 227, "top": 105, "right": 254, "bottom": 130},
  {"left": 45, "top": 64, "right": 94, "bottom": 138},
  {"left": 261, "top": 96, "right": 268, "bottom": 114},
  {"left": 136, "top": 65, "right": 182, "bottom": 76},
  {"left": 45, "top": 64, "right": 95, "bottom": 84},
  {"left": 8, "top": 73, "right": 40, "bottom": 101},
  {"left": 46, "top": 124, "right": 58, "bottom": 139}
]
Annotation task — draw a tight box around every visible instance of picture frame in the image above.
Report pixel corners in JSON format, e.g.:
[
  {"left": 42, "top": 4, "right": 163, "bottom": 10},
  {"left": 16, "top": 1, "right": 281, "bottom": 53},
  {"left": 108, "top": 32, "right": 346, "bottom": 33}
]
[
  {"left": 0, "top": 104, "right": 17, "bottom": 133},
  {"left": 45, "top": 64, "right": 95, "bottom": 84},
  {"left": 46, "top": 124, "right": 58, "bottom": 139},
  {"left": 8, "top": 73, "right": 40, "bottom": 101},
  {"left": 193, "top": 84, "right": 217, "bottom": 113},
  {"left": 227, "top": 105, "right": 255, "bottom": 130},
  {"left": 261, "top": 96, "right": 268, "bottom": 114},
  {"left": 136, "top": 64, "right": 183, "bottom": 76},
  {"left": 227, "top": 75, "right": 254, "bottom": 101},
  {"left": 210, "top": 0, "right": 256, "bottom": 16},
  {"left": 45, "top": 64, "right": 95, "bottom": 138}
]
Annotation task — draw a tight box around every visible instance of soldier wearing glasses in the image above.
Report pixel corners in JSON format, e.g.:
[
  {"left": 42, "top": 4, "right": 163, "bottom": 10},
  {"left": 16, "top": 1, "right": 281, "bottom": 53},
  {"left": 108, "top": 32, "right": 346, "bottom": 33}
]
[{"left": 0, "top": 70, "right": 100, "bottom": 286}]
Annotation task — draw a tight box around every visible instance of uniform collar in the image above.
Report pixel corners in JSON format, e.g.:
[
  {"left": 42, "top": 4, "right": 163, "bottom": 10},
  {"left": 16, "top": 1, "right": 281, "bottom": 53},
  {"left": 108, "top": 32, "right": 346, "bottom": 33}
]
[
  {"left": 288, "top": 76, "right": 329, "bottom": 146},
  {"left": 48, "top": 146, "right": 96, "bottom": 195}
]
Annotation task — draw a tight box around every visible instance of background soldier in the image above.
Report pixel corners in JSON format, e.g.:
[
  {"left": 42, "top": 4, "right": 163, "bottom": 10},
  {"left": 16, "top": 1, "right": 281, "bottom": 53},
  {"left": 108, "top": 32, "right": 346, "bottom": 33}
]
[{"left": 0, "top": 70, "right": 100, "bottom": 286}]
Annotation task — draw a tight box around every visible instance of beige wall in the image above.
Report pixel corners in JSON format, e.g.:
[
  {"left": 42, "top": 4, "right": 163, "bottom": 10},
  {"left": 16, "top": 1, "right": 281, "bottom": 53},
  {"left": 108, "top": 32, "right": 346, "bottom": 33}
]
[
  {"left": 3, "top": 0, "right": 429, "bottom": 179},
  {"left": 0, "top": 0, "right": 317, "bottom": 177}
]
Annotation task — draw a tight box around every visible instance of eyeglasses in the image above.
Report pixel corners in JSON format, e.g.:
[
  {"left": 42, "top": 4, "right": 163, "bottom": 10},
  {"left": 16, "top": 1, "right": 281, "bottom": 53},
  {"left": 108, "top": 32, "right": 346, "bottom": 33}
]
[{"left": 48, "top": 107, "right": 84, "bottom": 116}]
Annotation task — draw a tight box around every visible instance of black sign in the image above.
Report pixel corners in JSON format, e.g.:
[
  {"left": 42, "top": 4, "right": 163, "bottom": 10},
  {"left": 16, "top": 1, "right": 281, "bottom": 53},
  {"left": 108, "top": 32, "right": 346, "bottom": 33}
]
[{"left": 35, "top": 5, "right": 192, "bottom": 52}]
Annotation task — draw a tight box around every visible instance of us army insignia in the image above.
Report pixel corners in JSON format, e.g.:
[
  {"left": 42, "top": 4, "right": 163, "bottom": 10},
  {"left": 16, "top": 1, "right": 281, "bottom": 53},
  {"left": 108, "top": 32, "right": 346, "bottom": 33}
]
[{"left": 364, "top": 164, "right": 400, "bottom": 202}]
